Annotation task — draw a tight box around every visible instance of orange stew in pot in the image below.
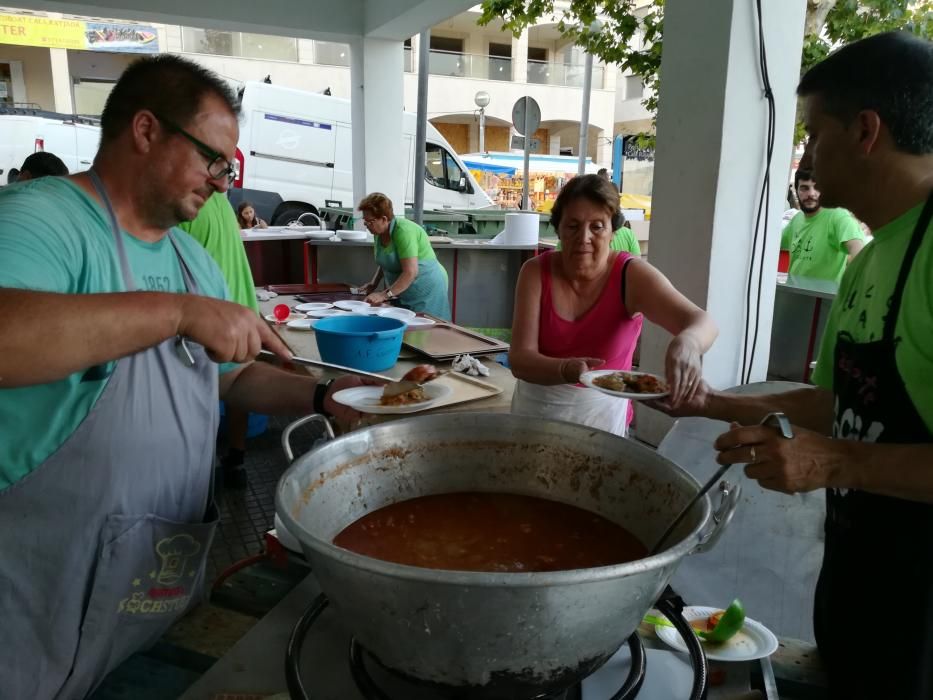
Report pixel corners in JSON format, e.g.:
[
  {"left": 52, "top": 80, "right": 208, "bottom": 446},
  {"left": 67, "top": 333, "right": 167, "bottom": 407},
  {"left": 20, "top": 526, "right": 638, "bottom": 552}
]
[{"left": 333, "top": 492, "right": 647, "bottom": 572}]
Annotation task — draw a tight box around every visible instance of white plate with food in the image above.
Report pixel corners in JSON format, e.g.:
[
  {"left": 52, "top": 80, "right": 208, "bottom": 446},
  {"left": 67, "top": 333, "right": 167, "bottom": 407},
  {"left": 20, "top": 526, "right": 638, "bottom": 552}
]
[
  {"left": 580, "top": 369, "right": 670, "bottom": 400},
  {"left": 654, "top": 606, "right": 779, "bottom": 662},
  {"left": 264, "top": 312, "right": 305, "bottom": 323},
  {"left": 286, "top": 319, "right": 316, "bottom": 332},
  {"left": 331, "top": 383, "right": 453, "bottom": 414},
  {"left": 334, "top": 299, "right": 371, "bottom": 312},
  {"left": 294, "top": 302, "right": 333, "bottom": 313},
  {"left": 377, "top": 307, "right": 417, "bottom": 321}
]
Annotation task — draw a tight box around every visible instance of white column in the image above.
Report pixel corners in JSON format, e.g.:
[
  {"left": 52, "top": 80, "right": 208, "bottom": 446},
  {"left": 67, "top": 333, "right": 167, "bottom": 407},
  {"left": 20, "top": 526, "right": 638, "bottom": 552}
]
[
  {"left": 349, "top": 38, "right": 406, "bottom": 219},
  {"left": 633, "top": 0, "right": 807, "bottom": 444},
  {"left": 410, "top": 33, "right": 420, "bottom": 74},
  {"left": 596, "top": 130, "right": 613, "bottom": 168},
  {"left": 549, "top": 134, "right": 561, "bottom": 155},
  {"left": 511, "top": 29, "right": 528, "bottom": 83},
  {"left": 49, "top": 48, "right": 74, "bottom": 114}
]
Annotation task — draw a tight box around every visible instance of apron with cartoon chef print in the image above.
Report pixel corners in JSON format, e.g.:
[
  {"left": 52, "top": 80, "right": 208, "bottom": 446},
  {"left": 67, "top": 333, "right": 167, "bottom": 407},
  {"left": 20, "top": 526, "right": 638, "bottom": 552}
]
[{"left": 0, "top": 170, "right": 220, "bottom": 699}]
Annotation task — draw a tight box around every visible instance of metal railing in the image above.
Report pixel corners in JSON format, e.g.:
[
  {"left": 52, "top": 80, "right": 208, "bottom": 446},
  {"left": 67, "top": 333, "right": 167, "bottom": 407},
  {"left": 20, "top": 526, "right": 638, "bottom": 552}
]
[
  {"left": 527, "top": 59, "right": 605, "bottom": 88},
  {"left": 428, "top": 49, "right": 512, "bottom": 81}
]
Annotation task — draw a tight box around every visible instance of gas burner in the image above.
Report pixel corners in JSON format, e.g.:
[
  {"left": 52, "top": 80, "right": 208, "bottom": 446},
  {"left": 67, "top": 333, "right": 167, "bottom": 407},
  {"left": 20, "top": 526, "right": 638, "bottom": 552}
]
[{"left": 285, "top": 595, "right": 649, "bottom": 700}]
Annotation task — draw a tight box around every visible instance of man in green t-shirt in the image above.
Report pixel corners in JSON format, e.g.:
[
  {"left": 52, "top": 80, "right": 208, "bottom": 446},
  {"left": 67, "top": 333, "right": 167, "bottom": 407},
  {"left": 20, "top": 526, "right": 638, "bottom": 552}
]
[
  {"left": 0, "top": 55, "right": 366, "bottom": 699},
  {"left": 780, "top": 168, "right": 865, "bottom": 282},
  {"left": 653, "top": 32, "right": 933, "bottom": 699},
  {"left": 178, "top": 192, "right": 260, "bottom": 487}
]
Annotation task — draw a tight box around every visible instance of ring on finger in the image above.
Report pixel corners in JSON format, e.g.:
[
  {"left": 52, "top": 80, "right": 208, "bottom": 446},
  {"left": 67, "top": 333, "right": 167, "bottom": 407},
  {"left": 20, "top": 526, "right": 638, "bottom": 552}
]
[{"left": 750, "top": 446, "right": 757, "bottom": 463}]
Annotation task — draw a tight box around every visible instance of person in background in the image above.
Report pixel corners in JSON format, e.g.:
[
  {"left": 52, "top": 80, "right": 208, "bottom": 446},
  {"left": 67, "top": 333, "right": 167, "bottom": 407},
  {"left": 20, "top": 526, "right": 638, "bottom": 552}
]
[
  {"left": 780, "top": 168, "right": 866, "bottom": 281},
  {"left": 236, "top": 200, "right": 268, "bottom": 229},
  {"left": 0, "top": 54, "right": 367, "bottom": 699},
  {"left": 13, "top": 151, "right": 69, "bottom": 182},
  {"left": 655, "top": 32, "right": 933, "bottom": 699},
  {"left": 782, "top": 183, "right": 799, "bottom": 228},
  {"left": 178, "top": 192, "right": 258, "bottom": 488},
  {"left": 509, "top": 174, "right": 717, "bottom": 436},
  {"left": 357, "top": 192, "right": 451, "bottom": 320},
  {"left": 597, "top": 167, "right": 610, "bottom": 180}
]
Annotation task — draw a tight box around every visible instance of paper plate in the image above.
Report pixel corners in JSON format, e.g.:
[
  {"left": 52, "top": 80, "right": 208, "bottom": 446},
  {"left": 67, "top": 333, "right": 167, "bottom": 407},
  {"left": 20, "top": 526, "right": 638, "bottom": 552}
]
[
  {"left": 294, "top": 302, "right": 333, "bottom": 313},
  {"left": 306, "top": 230, "right": 333, "bottom": 240},
  {"left": 405, "top": 316, "right": 437, "bottom": 328},
  {"left": 306, "top": 308, "right": 351, "bottom": 319},
  {"left": 377, "top": 307, "right": 417, "bottom": 321},
  {"left": 580, "top": 369, "right": 670, "bottom": 400},
  {"left": 337, "top": 230, "right": 369, "bottom": 241},
  {"left": 331, "top": 384, "right": 452, "bottom": 414},
  {"left": 334, "top": 299, "right": 371, "bottom": 312},
  {"left": 286, "top": 319, "right": 316, "bottom": 332},
  {"left": 654, "top": 606, "right": 779, "bottom": 662}
]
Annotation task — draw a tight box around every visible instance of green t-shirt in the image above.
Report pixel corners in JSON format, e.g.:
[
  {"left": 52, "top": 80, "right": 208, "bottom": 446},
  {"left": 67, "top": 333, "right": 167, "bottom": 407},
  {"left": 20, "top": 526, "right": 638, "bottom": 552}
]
[
  {"left": 178, "top": 192, "right": 259, "bottom": 313},
  {"left": 0, "top": 177, "right": 232, "bottom": 490},
  {"left": 780, "top": 207, "right": 865, "bottom": 282},
  {"left": 812, "top": 201, "right": 933, "bottom": 431},
  {"left": 555, "top": 227, "right": 641, "bottom": 255},
  {"left": 376, "top": 217, "right": 439, "bottom": 262}
]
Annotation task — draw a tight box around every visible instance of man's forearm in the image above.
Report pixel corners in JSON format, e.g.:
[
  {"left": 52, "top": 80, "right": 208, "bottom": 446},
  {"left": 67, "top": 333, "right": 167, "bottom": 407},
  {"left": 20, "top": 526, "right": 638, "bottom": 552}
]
[
  {"left": 221, "top": 361, "right": 317, "bottom": 416},
  {"left": 706, "top": 386, "right": 834, "bottom": 434},
  {"left": 838, "top": 441, "right": 933, "bottom": 503},
  {"left": 0, "top": 289, "right": 181, "bottom": 387}
]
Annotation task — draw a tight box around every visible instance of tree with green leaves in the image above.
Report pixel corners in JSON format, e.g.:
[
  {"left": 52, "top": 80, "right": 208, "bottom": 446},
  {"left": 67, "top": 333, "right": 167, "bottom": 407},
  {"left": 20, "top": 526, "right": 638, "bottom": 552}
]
[{"left": 480, "top": 0, "right": 933, "bottom": 144}]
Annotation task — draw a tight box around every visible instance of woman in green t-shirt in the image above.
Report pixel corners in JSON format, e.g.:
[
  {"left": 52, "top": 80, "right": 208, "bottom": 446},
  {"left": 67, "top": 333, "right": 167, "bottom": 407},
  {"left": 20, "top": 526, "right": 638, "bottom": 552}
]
[{"left": 357, "top": 193, "right": 451, "bottom": 320}]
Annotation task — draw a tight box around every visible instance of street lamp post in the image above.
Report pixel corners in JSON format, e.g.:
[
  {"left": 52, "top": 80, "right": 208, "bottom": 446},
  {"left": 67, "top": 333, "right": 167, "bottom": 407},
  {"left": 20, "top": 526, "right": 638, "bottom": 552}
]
[{"left": 475, "top": 91, "right": 490, "bottom": 153}]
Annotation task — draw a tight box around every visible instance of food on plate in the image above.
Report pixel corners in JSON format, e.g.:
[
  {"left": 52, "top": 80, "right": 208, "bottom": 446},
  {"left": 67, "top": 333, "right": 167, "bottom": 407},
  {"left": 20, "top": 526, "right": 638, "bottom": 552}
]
[
  {"left": 379, "top": 385, "right": 429, "bottom": 406},
  {"left": 401, "top": 364, "right": 439, "bottom": 384},
  {"left": 593, "top": 371, "right": 667, "bottom": 394},
  {"left": 689, "top": 599, "right": 747, "bottom": 643}
]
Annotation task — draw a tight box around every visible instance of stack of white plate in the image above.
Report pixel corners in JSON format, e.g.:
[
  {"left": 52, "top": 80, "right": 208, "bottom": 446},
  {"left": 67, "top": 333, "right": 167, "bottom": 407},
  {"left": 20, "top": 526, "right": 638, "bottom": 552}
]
[{"left": 337, "top": 230, "right": 369, "bottom": 242}]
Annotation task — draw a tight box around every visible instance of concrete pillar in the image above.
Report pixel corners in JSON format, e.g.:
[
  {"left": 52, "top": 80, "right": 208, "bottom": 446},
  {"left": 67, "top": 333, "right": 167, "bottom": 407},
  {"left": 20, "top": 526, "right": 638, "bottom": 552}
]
[
  {"left": 410, "top": 33, "right": 421, "bottom": 74},
  {"left": 549, "top": 134, "right": 561, "bottom": 156},
  {"left": 596, "top": 130, "right": 613, "bottom": 168},
  {"left": 49, "top": 48, "right": 74, "bottom": 114},
  {"left": 633, "top": 0, "right": 807, "bottom": 443},
  {"left": 511, "top": 29, "right": 528, "bottom": 83},
  {"left": 349, "top": 38, "right": 406, "bottom": 219},
  {"left": 602, "top": 61, "right": 616, "bottom": 91}
]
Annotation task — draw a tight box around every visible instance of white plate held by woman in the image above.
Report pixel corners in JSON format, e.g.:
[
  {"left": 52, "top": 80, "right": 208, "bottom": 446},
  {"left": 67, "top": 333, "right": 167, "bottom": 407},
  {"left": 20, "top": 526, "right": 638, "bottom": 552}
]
[
  {"left": 334, "top": 299, "right": 371, "bottom": 312},
  {"left": 331, "top": 383, "right": 452, "bottom": 414},
  {"left": 580, "top": 369, "right": 670, "bottom": 400},
  {"left": 294, "top": 302, "right": 333, "bottom": 313},
  {"left": 654, "top": 606, "right": 779, "bottom": 662}
]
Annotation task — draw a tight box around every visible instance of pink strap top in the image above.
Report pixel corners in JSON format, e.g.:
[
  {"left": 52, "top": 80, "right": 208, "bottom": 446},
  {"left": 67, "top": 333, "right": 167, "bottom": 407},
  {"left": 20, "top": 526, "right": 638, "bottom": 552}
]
[{"left": 538, "top": 251, "right": 643, "bottom": 370}]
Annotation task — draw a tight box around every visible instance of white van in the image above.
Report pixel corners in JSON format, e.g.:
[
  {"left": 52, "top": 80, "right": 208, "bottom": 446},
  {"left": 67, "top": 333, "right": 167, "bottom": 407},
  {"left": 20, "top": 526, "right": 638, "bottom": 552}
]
[
  {"left": 232, "top": 81, "right": 492, "bottom": 224},
  {"left": 0, "top": 108, "right": 100, "bottom": 183}
]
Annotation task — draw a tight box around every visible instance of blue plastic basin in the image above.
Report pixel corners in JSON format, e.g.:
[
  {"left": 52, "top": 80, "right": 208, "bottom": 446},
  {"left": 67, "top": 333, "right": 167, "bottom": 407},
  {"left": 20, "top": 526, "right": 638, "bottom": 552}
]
[{"left": 313, "top": 315, "right": 406, "bottom": 372}]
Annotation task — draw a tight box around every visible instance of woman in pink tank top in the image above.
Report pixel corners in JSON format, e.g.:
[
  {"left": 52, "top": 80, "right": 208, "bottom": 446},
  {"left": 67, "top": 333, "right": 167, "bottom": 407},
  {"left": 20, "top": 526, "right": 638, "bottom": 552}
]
[{"left": 510, "top": 175, "right": 718, "bottom": 436}]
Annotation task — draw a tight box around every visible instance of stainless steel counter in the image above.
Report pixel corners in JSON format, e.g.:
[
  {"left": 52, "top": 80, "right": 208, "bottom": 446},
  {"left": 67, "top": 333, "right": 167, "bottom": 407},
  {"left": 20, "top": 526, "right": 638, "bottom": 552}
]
[{"left": 768, "top": 276, "right": 838, "bottom": 382}]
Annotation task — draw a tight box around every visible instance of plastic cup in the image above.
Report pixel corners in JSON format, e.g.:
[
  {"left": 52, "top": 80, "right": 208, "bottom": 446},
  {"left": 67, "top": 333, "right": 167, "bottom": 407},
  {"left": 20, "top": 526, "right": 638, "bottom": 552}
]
[{"left": 273, "top": 304, "right": 291, "bottom": 322}]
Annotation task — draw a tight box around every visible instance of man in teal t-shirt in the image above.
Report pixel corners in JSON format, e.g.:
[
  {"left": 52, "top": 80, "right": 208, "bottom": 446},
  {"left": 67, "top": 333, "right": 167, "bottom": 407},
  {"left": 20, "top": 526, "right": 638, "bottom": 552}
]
[{"left": 780, "top": 168, "right": 865, "bottom": 282}]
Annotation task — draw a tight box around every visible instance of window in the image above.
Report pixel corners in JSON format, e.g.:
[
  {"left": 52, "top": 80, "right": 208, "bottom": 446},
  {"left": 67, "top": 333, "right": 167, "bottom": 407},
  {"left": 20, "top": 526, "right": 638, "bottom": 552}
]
[
  {"left": 430, "top": 36, "right": 463, "bottom": 53},
  {"left": 181, "top": 28, "right": 297, "bottom": 62},
  {"left": 487, "top": 42, "right": 511, "bottom": 81},
  {"left": 626, "top": 76, "right": 644, "bottom": 100},
  {"left": 315, "top": 41, "right": 350, "bottom": 67},
  {"left": 424, "top": 144, "right": 469, "bottom": 192},
  {"left": 72, "top": 77, "right": 116, "bottom": 116}
]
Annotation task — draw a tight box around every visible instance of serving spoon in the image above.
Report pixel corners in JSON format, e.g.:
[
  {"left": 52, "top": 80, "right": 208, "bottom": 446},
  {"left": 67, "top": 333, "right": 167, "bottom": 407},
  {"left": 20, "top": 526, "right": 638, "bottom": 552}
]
[{"left": 648, "top": 412, "right": 794, "bottom": 556}]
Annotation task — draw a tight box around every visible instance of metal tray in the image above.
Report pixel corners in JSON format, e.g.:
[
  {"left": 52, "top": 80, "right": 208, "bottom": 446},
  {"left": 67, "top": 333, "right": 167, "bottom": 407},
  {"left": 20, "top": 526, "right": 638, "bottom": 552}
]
[{"left": 402, "top": 323, "right": 509, "bottom": 361}]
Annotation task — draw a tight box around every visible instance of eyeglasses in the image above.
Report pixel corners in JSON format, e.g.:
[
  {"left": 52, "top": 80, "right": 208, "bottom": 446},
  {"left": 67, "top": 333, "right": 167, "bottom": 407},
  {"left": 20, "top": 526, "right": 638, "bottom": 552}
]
[
  {"left": 362, "top": 217, "right": 384, "bottom": 226},
  {"left": 153, "top": 113, "right": 235, "bottom": 181}
]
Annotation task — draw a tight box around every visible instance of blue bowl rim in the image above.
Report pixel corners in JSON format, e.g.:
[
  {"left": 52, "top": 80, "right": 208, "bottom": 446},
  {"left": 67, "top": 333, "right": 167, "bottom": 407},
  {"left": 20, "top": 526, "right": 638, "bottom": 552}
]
[{"left": 314, "top": 315, "right": 406, "bottom": 336}]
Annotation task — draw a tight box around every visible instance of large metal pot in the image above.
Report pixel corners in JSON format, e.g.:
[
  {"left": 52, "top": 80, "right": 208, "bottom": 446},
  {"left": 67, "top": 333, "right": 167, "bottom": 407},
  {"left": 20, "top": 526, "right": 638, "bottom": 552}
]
[{"left": 276, "top": 412, "right": 737, "bottom": 699}]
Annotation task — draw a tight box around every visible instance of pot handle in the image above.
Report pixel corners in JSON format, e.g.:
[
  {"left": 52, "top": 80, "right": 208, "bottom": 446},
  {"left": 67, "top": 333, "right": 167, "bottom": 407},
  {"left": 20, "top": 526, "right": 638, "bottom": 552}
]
[
  {"left": 282, "top": 413, "right": 335, "bottom": 463},
  {"left": 692, "top": 480, "right": 742, "bottom": 554}
]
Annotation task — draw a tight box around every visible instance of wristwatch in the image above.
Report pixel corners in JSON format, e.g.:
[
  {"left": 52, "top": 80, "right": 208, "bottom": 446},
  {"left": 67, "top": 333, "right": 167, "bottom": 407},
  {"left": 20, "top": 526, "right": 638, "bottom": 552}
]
[
  {"left": 385, "top": 289, "right": 395, "bottom": 300},
  {"left": 313, "top": 378, "right": 335, "bottom": 416}
]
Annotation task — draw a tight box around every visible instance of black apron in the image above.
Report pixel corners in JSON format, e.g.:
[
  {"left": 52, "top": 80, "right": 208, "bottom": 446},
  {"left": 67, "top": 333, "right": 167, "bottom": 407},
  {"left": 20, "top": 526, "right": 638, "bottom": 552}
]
[{"left": 815, "top": 192, "right": 933, "bottom": 699}]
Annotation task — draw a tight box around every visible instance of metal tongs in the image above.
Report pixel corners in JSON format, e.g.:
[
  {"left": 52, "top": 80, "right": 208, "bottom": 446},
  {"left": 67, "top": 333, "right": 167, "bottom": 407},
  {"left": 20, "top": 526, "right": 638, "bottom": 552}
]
[
  {"left": 257, "top": 350, "right": 444, "bottom": 397},
  {"left": 649, "top": 412, "right": 794, "bottom": 555}
]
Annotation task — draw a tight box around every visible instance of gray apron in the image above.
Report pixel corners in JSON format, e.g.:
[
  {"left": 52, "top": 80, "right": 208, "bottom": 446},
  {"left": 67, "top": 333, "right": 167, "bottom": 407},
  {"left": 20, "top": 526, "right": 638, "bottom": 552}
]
[{"left": 0, "top": 171, "right": 220, "bottom": 699}]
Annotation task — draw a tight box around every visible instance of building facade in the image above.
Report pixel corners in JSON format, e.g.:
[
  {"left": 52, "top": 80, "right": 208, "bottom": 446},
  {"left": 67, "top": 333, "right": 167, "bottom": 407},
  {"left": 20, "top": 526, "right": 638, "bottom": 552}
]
[{"left": 0, "top": 4, "right": 657, "bottom": 169}]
